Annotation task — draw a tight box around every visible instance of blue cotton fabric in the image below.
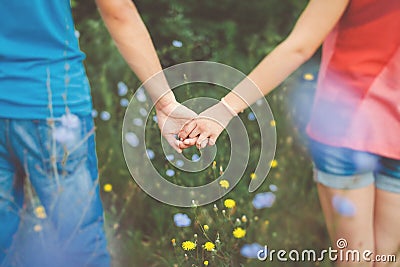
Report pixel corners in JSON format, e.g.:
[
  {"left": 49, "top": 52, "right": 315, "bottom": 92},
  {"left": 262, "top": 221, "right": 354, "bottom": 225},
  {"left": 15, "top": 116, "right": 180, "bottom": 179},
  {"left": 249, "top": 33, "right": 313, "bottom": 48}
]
[{"left": 0, "top": 1, "right": 92, "bottom": 119}]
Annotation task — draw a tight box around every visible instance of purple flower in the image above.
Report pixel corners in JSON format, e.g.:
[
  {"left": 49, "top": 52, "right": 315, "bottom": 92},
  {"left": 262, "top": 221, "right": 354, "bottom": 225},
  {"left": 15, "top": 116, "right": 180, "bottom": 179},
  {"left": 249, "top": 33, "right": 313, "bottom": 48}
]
[
  {"left": 172, "top": 40, "right": 183, "bottom": 48},
  {"left": 125, "top": 132, "right": 139, "bottom": 147},
  {"left": 332, "top": 195, "right": 356, "bottom": 217},
  {"left": 166, "top": 169, "right": 175, "bottom": 177},
  {"left": 173, "top": 213, "right": 191, "bottom": 227},
  {"left": 100, "top": 111, "right": 111, "bottom": 121},
  {"left": 120, "top": 98, "right": 129, "bottom": 107},
  {"left": 247, "top": 112, "right": 256, "bottom": 121},
  {"left": 269, "top": 184, "right": 278, "bottom": 192},
  {"left": 146, "top": 149, "right": 155, "bottom": 160},
  {"left": 252, "top": 192, "right": 276, "bottom": 209},
  {"left": 117, "top": 81, "right": 128, "bottom": 96},
  {"left": 240, "top": 243, "right": 266, "bottom": 259}
]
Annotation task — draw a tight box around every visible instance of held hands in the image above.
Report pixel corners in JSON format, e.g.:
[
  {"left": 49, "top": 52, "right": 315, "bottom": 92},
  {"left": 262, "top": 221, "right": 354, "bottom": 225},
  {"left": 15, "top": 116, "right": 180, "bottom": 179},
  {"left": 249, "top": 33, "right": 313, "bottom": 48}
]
[
  {"left": 177, "top": 100, "right": 237, "bottom": 150},
  {"left": 156, "top": 101, "right": 198, "bottom": 153}
]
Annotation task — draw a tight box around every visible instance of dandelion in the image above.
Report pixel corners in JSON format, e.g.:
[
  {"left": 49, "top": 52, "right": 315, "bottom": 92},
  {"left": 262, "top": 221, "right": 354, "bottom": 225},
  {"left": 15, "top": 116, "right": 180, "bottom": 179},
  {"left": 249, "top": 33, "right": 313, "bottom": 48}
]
[
  {"left": 252, "top": 192, "right": 276, "bottom": 209},
  {"left": 270, "top": 120, "right": 276, "bottom": 127},
  {"left": 303, "top": 73, "right": 315, "bottom": 81},
  {"left": 203, "top": 242, "right": 215, "bottom": 252},
  {"left": 240, "top": 243, "right": 265, "bottom": 259},
  {"left": 332, "top": 195, "right": 356, "bottom": 217},
  {"left": 219, "top": 180, "right": 229, "bottom": 189},
  {"left": 213, "top": 204, "right": 218, "bottom": 212},
  {"left": 204, "top": 260, "right": 209, "bottom": 266},
  {"left": 224, "top": 199, "right": 236, "bottom": 209},
  {"left": 233, "top": 227, "right": 246, "bottom": 239},
  {"left": 250, "top": 173, "right": 257, "bottom": 180},
  {"left": 270, "top": 160, "right": 278, "bottom": 168},
  {"left": 212, "top": 161, "right": 217, "bottom": 169},
  {"left": 34, "top": 206, "right": 46, "bottom": 219},
  {"left": 182, "top": 241, "right": 196, "bottom": 251},
  {"left": 171, "top": 238, "right": 176, "bottom": 246},
  {"left": 103, "top": 183, "right": 112, "bottom": 192},
  {"left": 173, "top": 213, "right": 191, "bottom": 227},
  {"left": 203, "top": 225, "right": 209, "bottom": 231}
]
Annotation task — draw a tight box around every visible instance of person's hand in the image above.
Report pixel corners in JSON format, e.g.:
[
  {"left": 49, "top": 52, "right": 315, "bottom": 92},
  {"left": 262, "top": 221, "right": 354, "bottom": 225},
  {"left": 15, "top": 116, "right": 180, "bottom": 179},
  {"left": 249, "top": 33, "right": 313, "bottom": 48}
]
[
  {"left": 178, "top": 101, "right": 236, "bottom": 149},
  {"left": 156, "top": 101, "right": 198, "bottom": 153}
]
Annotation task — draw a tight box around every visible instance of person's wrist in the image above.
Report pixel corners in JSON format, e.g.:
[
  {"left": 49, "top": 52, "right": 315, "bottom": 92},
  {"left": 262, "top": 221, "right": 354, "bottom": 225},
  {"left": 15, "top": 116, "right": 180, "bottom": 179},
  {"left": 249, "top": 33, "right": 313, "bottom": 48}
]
[
  {"left": 220, "top": 97, "right": 238, "bottom": 117},
  {"left": 155, "top": 93, "right": 177, "bottom": 112}
]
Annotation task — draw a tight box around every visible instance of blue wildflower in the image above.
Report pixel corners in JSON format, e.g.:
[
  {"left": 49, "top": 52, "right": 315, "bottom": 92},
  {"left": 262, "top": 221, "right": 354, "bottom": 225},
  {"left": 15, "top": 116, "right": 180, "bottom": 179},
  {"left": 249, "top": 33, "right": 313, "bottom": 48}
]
[
  {"left": 120, "top": 98, "right": 129, "bottom": 107},
  {"left": 166, "top": 169, "right": 175, "bottom": 177},
  {"left": 269, "top": 184, "right": 278, "bottom": 192},
  {"left": 125, "top": 132, "right": 139, "bottom": 147},
  {"left": 252, "top": 192, "right": 276, "bottom": 209},
  {"left": 173, "top": 213, "right": 191, "bottom": 227},
  {"left": 146, "top": 149, "right": 155, "bottom": 160},
  {"left": 117, "top": 81, "right": 128, "bottom": 96},
  {"left": 192, "top": 154, "right": 200, "bottom": 162},
  {"left": 100, "top": 111, "right": 111, "bottom": 121},
  {"left": 240, "top": 243, "right": 266, "bottom": 259},
  {"left": 172, "top": 40, "right": 183, "bottom": 48},
  {"left": 247, "top": 112, "right": 256, "bottom": 121}
]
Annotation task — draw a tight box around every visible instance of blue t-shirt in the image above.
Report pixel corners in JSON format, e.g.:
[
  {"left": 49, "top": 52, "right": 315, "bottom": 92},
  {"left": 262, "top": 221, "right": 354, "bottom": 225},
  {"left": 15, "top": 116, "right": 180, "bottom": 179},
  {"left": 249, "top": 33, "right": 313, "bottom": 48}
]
[{"left": 0, "top": 1, "right": 92, "bottom": 119}]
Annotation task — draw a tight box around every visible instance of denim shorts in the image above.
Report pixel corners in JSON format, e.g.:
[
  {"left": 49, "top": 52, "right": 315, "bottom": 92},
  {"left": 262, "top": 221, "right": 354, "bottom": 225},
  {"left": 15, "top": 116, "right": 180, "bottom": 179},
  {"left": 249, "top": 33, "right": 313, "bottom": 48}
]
[{"left": 309, "top": 139, "right": 400, "bottom": 193}]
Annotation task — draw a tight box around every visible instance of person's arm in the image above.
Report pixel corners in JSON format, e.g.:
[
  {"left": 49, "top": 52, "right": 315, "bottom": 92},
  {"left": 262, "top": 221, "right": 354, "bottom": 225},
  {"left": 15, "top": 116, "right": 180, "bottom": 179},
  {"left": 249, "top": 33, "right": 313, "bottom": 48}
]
[
  {"left": 95, "top": 0, "right": 197, "bottom": 152},
  {"left": 178, "top": 0, "right": 350, "bottom": 148}
]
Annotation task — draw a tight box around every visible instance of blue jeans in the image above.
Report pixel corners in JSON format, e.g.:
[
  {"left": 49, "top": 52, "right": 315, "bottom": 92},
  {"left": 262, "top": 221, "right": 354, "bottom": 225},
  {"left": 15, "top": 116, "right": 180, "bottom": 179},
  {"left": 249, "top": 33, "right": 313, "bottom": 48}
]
[{"left": 0, "top": 116, "right": 110, "bottom": 267}]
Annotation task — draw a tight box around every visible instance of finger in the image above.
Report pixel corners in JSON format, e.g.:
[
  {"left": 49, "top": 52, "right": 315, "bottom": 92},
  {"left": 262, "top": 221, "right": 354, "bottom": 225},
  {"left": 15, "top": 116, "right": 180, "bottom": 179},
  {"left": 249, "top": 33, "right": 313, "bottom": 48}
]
[
  {"left": 208, "top": 136, "right": 217, "bottom": 146},
  {"left": 178, "top": 120, "right": 197, "bottom": 140},
  {"left": 164, "top": 137, "right": 181, "bottom": 153},
  {"left": 188, "top": 128, "right": 201, "bottom": 139},
  {"left": 196, "top": 133, "right": 209, "bottom": 149},
  {"left": 182, "top": 137, "right": 198, "bottom": 146}
]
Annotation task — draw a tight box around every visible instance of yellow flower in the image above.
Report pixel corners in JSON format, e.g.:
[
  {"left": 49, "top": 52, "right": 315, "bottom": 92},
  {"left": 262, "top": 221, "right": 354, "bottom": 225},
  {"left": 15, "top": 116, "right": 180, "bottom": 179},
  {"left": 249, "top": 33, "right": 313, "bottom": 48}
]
[
  {"left": 250, "top": 173, "right": 257, "bottom": 180},
  {"left": 204, "top": 260, "right": 209, "bottom": 266},
  {"left": 303, "top": 73, "right": 315, "bottom": 81},
  {"left": 34, "top": 206, "right": 47, "bottom": 219},
  {"left": 182, "top": 241, "right": 196, "bottom": 251},
  {"left": 103, "top": 183, "right": 112, "bottom": 192},
  {"left": 212, "top": 161, "right": 217, "bottom": 169},
  {"left": 241, "top": 215, "right": 248, "bottom": 223},
  {"left": 204, "top": 242, "right": 215, "bottom": 251},
  {"left": 171, "top": 238, "right": 176, "bottom": 246},
  {"left": 203, "top": 225, "right": 209, "bottom": 231},
  {"left": 233, "top": 227, "right": 246, "bottom": 239},
  {"left": 264, "top": 220, "right": 270, "bottom": 226},
  {"left": 219, "top": 180, "right": 229, "bottom": 189},
  {"left": 224, "top": 199, "right": 236, "bottom": 209},
  {"left": 270, "top": 160, "right": 278, "bottom": 168},
  {"left": 270, "top": 120, "right": 276, "bottom": 127}
]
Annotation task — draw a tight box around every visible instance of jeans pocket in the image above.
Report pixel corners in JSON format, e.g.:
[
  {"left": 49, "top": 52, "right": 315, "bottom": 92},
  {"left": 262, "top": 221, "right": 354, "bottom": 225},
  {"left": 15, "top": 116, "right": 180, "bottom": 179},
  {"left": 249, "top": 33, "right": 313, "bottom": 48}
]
[{"left": 36, "top": 114, "right": 93, "bottom": 177}]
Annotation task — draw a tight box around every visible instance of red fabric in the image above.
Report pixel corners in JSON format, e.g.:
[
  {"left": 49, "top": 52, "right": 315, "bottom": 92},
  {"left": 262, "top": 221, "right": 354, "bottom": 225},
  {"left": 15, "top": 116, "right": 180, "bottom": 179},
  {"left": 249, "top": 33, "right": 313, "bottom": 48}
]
[{"left": 307, "top": 0, "right": 400, "bottom": 159}]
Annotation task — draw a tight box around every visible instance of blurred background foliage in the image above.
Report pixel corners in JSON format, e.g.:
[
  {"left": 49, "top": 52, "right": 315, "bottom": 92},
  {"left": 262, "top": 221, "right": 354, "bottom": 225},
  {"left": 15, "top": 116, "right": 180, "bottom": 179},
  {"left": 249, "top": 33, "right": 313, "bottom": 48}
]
[{"left": 71, "top": 0, "right": 331, "bottom": 266}]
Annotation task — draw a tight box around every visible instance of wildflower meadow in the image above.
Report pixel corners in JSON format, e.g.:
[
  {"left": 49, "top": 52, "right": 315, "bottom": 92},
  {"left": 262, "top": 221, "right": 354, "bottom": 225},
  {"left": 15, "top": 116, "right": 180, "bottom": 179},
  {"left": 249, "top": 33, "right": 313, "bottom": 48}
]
[{"left": 54, "top": 1, "right": 358, "bottom": 266}]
